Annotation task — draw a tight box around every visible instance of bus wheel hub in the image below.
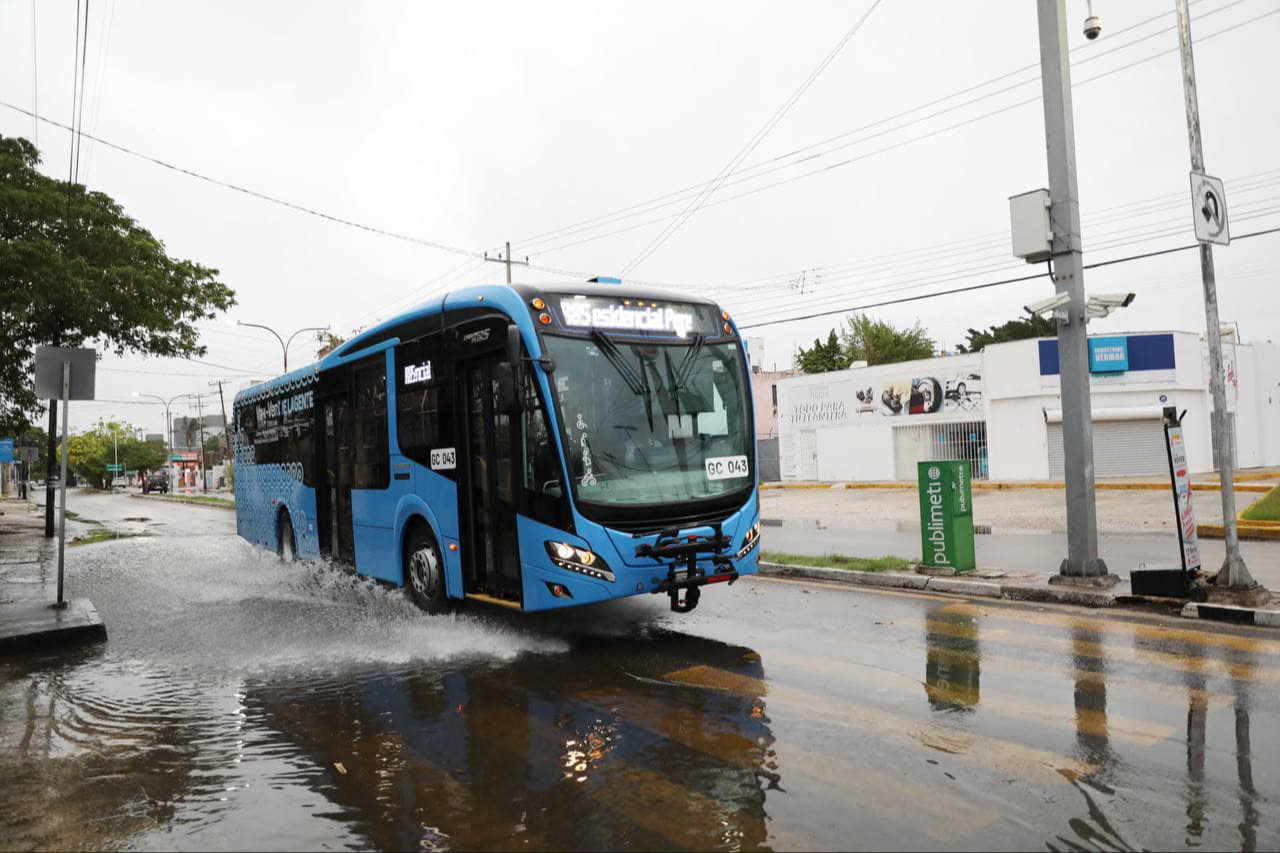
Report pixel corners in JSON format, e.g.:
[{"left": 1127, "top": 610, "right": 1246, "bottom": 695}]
[{"left": 410, "top": 549, "right": 440, "bottom": 599}]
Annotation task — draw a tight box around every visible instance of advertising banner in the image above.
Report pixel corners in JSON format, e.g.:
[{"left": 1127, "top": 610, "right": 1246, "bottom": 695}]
[{"left": 1164, "top": 422, "right": 1201, "bottom": 573}]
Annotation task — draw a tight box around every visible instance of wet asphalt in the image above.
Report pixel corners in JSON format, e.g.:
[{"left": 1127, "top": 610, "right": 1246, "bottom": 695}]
[{"left": 1, "top": 491, "right": 1278, "bottom": 851}]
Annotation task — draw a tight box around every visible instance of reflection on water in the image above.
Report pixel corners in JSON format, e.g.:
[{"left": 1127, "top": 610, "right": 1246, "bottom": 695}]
[
  {"left": 923, "top": 606, "right": 981, "bottom": 712},
  {"left": 0, "top": 616, "right": 776, "bottom": 851}
]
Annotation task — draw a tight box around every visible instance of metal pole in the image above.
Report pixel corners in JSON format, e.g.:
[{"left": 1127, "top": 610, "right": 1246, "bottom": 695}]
[
  {"left": 1037, "top": 0, "right": 1108, "bottom": 580},
  {"left": 196, "top": 395, "right": 208, "bottom": 493},
  {"left": 55, "top": 361, "right": 70, "bottom": 608},
  {"left": 210, "top": 379, "right": 233, "bottom": 492},
  {"left": 505, "top": 241, "right": 513, "bottom": 284},
  {"left": 1173, "top": 0, "right": 1254, "bottom": 590},
  {"left": 43, "top": 402, "right": 57, "bottom": 536}
]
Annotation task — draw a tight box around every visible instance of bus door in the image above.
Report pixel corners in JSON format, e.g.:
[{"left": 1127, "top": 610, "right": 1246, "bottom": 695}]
[
  {"left": 319, "top": 393, "right": 356, "bottom": 563},
  {"left": 460, "top": 351, "right": 521, "bottom": 601}
]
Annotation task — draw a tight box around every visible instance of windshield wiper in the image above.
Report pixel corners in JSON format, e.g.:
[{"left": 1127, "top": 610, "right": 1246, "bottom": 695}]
[
  {"left": 590, "top": 330, "right": 649, "bottom": 397},
  {"left": 672, "top": 333, "right": 705, "bottom": 391}
]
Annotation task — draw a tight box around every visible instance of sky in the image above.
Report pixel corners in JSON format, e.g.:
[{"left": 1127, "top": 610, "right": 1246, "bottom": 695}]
[{"left": 2, "top": 0, "right": 1278, "bottom": 435}]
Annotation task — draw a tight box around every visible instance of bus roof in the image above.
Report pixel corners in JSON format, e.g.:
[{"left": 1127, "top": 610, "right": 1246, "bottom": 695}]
[{"left": 234, "top": 281, "right": 723, "bottom": 404}]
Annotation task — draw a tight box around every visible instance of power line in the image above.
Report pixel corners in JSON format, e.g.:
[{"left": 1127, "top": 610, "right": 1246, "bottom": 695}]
[
  {"left": 512, "top": 0, "right": 1259, "bottom": 259},
  {"left": 619, "top": 0, "right": 886, "bottom": 276},
  {"left": 738, "top": 226, "right": 1280, "bottom": 330},
  {"left": 0, "top": 100, "right": 487, "bottom": 262}
]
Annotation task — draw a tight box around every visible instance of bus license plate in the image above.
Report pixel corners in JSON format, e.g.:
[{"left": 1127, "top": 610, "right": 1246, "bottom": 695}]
[{"left": 705, "top": 455, "right": 749, "bottom": 480}]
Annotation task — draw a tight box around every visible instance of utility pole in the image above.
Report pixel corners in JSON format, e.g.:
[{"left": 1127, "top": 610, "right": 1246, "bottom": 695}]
[
  {"left": 1036, "top": 0, "right": 1109, "bottom": 582},
  {"left": 1174, "top": 0, "right": 1255, "bottom": 592},
  {"left": 209, "top": 379, "right": 233, "bottom": 492},
  {"left": 484, "top": 241, "right": 530, "bottom": 284},
  {"left": 194, "top": 395, "right": 209, "bottom": 494}
]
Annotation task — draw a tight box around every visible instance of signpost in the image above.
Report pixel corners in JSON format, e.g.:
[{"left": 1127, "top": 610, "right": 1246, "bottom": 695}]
[
  {"left": 34, "top": 346, "right": 97, "bottom": 609},
  {"left": 917, "top": 461, "right": 976, "bottom": 574}
]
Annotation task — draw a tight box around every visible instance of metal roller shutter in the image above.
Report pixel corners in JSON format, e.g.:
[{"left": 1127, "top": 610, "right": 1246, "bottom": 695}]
[{"left": 1047, "top": 419, "right": 1167, "bottom": 478}]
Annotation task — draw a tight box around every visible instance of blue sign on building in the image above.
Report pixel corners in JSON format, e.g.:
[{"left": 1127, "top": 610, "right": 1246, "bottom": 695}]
[
  {"left": 0, "top": 438, "right": 13, "bottom": 464},
  {"left": 1088, "top": 336, "right": 1130, "bottom": 373},
  {"left": 1039, "top": 333, "right": 1174, "bottom": 376}
]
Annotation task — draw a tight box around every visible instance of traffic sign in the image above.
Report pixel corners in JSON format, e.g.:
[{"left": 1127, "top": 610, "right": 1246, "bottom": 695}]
[
  {"left": 1190, "top": 172, "right": 1229, "bottom": 246},
  {"left": 0, "top": 438, "right": 13, "bottom": 464},
  {"left": 106, "top": 463, "right": 123, "bottom": 472}
]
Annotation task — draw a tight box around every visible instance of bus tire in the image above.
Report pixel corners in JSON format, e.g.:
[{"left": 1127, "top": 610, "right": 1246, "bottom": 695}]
[
  {"left": 278, "top": 512, "right": 297, "bottom": 563},
  {"left": 405, "top": 522, "right": 448, "bottom": 614}
]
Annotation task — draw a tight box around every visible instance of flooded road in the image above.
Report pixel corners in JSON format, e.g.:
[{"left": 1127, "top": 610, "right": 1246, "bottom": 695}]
[{"left": 2, "top": 492, "right": 1278, "bottom": 850}]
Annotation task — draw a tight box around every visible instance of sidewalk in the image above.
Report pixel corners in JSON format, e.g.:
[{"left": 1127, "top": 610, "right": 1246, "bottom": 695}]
[{"left": 0, "top": 498, "right": 106, "bottom": 651}]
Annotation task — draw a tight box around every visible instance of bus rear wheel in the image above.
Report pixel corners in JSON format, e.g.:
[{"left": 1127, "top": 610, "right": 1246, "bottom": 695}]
[
  {"left": 406, "top": 524, "right": 448, "bottom": 614},
  {"left": 278, "top": 513, "right": 297, "bottom": 563}
]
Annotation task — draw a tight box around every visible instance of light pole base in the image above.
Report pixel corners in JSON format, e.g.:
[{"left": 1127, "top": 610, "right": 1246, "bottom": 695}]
[
  {"left": 1214, "top": 554, "right": 1258, "bottom": 591},
  {"left": 1052, "top": 558, "right": 1116, "bottom": 586}
]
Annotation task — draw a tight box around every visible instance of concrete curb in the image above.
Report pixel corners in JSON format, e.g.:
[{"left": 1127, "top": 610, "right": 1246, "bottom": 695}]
[
  {"left": 1197, "top": 522, "right": 1280, "bottom": 541},
  {"left": 1181, "top": 602, "right": 1280, "bottom": 628},
  {"left": 763, "top": 481, "right": 1275, "bottom": 493},
  {"left": 0, "top": 598, "right": 107, "bottom": 653},
  {"left": 758, "top": 561, "right": 1116, "bottom": 607},
  {"left": 130, "top": 494, "right": 236, "bottom": 511}
]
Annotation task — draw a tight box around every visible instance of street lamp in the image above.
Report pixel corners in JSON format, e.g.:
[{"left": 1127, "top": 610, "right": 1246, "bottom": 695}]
[
  {"left": 131, "top": 390, "right": 196, "bottom": 491},
  {"left": 235, "top": 320, "right": 331, "bottom": 372}
]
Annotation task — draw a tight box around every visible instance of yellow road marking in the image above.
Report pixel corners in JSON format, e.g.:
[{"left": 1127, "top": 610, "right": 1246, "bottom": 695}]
[{"left": 661, "top": 665, "right": 1094, "bottom": 788}]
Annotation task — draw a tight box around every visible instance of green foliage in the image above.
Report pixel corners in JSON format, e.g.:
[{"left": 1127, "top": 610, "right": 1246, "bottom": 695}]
[
  {"left": 957, "top": 314, "right": 1057, "bottom": 353},
  {"left": 1240, "top": 485, "right": 1280, "bottom": 522},
  {"left": 797, "top": 315, "right": 936, "bottom": 373},
  {"left": 796, "top": 330, "right": 845, "bottom": 374},
  {"left": 0, "top": 135, "right": 236, "bottom": 434},
  {"left": 61, "top": 419, "right": 162, "bottom": 488},
  {"left": 841, "top": 314, "right": 935, "bottom": 366},
  {"left": 761, "top": 551, "right": 912, "bottom": 572}
]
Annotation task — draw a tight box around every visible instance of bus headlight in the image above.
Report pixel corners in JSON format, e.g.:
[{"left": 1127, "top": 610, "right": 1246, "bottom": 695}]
[
  {"left": 737, "top": 520, "right": 761, "bottom": 560},
  {"left": 546, "top": 541, "right": 615, "bottom": 582}
]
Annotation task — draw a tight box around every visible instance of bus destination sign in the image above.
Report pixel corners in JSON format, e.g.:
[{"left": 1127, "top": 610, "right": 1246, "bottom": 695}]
[{"left": 558, "top": 296, "right": 711, "bottom": 338}]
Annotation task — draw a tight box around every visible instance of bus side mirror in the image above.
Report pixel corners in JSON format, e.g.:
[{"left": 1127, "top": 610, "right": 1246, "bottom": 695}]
[{"left": 496, "top": 362, "right": 521, "bottom": 416}]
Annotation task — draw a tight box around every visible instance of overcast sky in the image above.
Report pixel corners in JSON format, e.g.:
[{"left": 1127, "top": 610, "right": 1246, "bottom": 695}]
[{"left": 3, "top": 0, "right": 1278, "bottom": 434}]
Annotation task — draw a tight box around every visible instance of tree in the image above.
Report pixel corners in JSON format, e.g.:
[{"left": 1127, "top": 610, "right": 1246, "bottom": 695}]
[
  {"left": 0, "top": 135, "right": 236, "bottom": 434},
  {"left": 796, "top": 330, "right": 846, "bottom": 374},
  {"left": 841, "top": 314, "right": 935, "bottom": 366},
  {"left": 957, "top": 314, "right": 1057, "bottom": 353},
  {"left": 315, "top": 329, "right": 346, "bottom": 358},
  {"left": 61, "top": 419, "right": 161, "bottom": 488}
]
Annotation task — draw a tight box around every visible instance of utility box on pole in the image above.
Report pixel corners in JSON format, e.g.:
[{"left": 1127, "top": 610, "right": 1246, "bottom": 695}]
[{"left": 917, "top": 461, "right": 976, "bottom": 574}]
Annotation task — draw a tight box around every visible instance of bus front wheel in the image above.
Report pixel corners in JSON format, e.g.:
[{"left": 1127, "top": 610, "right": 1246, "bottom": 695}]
[{"left": 405, "top": 524, "right": 448, "bottom": 614}]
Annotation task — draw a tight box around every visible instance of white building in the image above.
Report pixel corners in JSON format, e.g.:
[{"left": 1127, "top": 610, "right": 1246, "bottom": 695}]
[{"left": 776, "top": 331, "right": 1280, "bottom": 482}]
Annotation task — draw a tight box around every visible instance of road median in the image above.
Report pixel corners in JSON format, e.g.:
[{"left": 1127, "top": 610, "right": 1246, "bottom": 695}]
[{"left": 131, "top": 493, "right": 236, "bottom": 510}]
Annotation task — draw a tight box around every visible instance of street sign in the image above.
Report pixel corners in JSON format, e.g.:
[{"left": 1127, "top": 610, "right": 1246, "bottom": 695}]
[
  {"left": 34, "top": 347, "right": 97, "bottom": 400},
  {"left": 106, "top": 463, "right": 124, "bottom": 472},
  {"left": 0, "top": 438, "right": 13, "bottom": 464},
  {"left": 1190, "top": 172, "right": 1229, "bottom": 246},
  {"left": 917, "top": 461, "right": 977, "bottom": 574}
]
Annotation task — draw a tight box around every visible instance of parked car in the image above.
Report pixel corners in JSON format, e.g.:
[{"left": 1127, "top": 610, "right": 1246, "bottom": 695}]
[
  {"left": 111, "top": 476, "right": 128, "bottom": 490},
  {"left": 145, "top": 470, "right": 169, "bottom": 495}
]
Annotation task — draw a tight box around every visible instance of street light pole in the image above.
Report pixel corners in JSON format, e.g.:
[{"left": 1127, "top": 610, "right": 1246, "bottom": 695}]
[
  {"left": 1036, "top": 0, "right": 1109, "bottom": 582},
  {"left": 236, "top": 321, "right": 330, "bottom": 372},
  {"left": 132, "top": 390, "right": 196, "bottom": 491},
  {"left": 1173, "top": 0, "right": 1255, "bottom": 591}
]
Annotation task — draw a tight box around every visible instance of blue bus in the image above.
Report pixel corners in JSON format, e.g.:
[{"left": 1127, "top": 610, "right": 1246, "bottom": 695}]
[{"left": 232, "top": 282, "right": 760, "bottom": 614}]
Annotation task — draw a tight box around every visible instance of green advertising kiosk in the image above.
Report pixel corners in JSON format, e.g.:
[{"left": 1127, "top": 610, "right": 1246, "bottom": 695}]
[{"left": 917, "top": 460, "right": 976, "bottom": 574}]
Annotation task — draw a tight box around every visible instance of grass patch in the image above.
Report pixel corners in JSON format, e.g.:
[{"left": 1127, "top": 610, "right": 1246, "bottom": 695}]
[
  {"left": 1241, "top": 485, "right": 1280, "bottom": 522},
  {"left": 146, "top": 494, "right": 235, "bottom": 508},
  {"left": 70, "top": 527, "right": 150, "bottom": 547},
  {"left": 761, "top": 551, "right": 912, "bottom": 573}
]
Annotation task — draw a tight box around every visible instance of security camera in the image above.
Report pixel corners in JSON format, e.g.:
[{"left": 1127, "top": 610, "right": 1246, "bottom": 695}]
[
  {"left": 1024, "top": 292, "right": 1072, "bottom": 318},
  {"left": 1084, "top": 292, "right": 1136, "bottom": 320},
  {"left": 1083, "top": 1, "right": 1101, "bottom": 39}
]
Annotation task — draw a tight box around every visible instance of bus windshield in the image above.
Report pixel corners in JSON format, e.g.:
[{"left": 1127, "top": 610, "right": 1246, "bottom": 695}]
[{"left": 543, "top": 333, "right": 752, "bottom": 508}]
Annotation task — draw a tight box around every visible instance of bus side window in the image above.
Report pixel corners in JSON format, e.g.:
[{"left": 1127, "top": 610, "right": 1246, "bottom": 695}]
[
  {"left": 395, "top": 336, "right": 454, "bottom": 473},
  {"left": 521, "top": 371, "right": 568, "bottom": 527},
  {"left": 353, "top": 362, "right": 389, "bottom": 489}
]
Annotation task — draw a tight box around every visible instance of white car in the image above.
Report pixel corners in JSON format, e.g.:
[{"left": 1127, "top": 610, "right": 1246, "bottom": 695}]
[{"left": 111, "top": 476, "right": 128, "bottom": 490}]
